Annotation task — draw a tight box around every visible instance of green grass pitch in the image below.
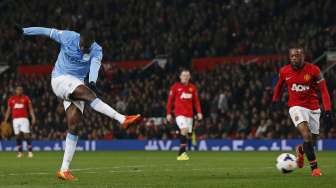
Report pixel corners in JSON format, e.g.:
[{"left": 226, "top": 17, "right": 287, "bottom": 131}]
[{"left": 0, "top": 151, "right": 335, "bottom": 188}]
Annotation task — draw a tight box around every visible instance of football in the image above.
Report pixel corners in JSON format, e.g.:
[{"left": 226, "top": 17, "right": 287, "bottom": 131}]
[{"left": 276, "top": 153, "right": 298, "bottom": 173}]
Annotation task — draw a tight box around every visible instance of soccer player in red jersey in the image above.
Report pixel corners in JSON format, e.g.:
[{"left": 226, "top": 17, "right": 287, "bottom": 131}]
[
  {"left": 3, "top": 86, "right": 36, "bottom": 158},
  {"left": 166, "top": 70, "right": 203, "bottom": 160},
  {"left": 272, "top": 48, "right": 332, "bottom": 176}
]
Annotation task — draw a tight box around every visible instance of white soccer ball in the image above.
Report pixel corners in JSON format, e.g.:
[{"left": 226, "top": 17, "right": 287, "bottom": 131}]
[{"left": 276, "top": 153, "right": 297, "bottom": 173}]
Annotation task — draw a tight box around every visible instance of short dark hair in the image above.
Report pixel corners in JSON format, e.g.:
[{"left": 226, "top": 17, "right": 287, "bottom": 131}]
[{"left": 288, "top": 42, "right": 305, "bottom": 52}]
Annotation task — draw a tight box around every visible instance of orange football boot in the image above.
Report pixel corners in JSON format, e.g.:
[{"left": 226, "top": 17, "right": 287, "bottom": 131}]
[
  {"left": 311, "top": 168, "right": 322, "bottom": 176},
  {"left": 122, "top": 114, "right": 141, "bottom": 128},
  {"left": 56, "top": 170, "right": 77, "bottom": 181},
  {"left": 295, "top": 144, "right": 304, "bottom": 168}
]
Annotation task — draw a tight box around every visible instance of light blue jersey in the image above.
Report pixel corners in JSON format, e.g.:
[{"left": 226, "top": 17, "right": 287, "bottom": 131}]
[{"left": 23, "top": 27, "right": 102, "bottom": 82}]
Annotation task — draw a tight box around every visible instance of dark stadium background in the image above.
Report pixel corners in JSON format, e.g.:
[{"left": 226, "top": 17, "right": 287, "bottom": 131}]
[{"left": 0, "top": 0, "right": 335, "bottom": 141}]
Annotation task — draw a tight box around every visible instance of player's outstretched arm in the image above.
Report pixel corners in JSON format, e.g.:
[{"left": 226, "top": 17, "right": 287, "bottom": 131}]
[
  {"left": 22, "top": 27, "right": 53, "bottom": 37},
  {"left": 20, "top": 27, "right": 70, "bottom": 44}
]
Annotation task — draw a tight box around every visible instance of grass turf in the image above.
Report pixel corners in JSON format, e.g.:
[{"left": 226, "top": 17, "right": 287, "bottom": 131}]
[{"left": 0, "top": 151, "right": 335, "bottom": 188}]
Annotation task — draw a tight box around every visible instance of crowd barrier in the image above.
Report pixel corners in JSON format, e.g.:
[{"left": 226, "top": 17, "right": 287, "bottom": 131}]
[{"left": 1, "top": 139, "right": 336, "bottom": 151}]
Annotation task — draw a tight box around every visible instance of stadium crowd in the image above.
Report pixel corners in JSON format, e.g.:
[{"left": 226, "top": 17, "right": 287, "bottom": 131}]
[
  {"left": 0, "top": 0, "right": 336, "bottom": 140},
  {"left": 0, "top": 0, "right": 336, "bottom": 65},
  {"left": 1, "top": 61, "right": 335, "bottom": 140}
]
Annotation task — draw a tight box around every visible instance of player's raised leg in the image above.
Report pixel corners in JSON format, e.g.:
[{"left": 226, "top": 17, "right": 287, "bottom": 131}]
[
  {"left": 297, "top": 122, "right": 321, "bottom": 176},
  {"left": 57, "top": 103, "right": 80, "bottom": 181},
  {"left": 69, "top": 85, "right": 141, "bottom": 127}
]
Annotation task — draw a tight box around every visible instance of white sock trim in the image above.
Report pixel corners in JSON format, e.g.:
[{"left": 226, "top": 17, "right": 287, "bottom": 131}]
[
  {"left": 61, "top": 133, "right": 78, "bottom": 171},
  {"left": 90, "top": 98, "right": 126, "bottom": 123}
]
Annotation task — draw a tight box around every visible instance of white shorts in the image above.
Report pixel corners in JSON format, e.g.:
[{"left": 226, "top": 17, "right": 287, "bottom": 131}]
[
  {"left": 51, "top": 75, "right": 85, "bottom": 113},
  {"left": 289, "top": 106, "right": 321, "bottom": 134},
  {"left": 12, "top": 118, "right": 30, "bottom": 135},
  {"left": 176, "top": 116, "right": 193, "bottom": 133}
]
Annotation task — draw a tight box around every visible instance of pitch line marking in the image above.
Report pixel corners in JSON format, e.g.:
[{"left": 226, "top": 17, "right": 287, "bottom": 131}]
[{"left": 0, "top": 165, "right": 276, "bottom": 177}]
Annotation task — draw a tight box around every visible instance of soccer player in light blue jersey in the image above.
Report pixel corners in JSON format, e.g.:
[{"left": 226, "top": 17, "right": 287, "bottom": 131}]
[{"left": 17, "top": 26, "right": 141, "bottom": 180}]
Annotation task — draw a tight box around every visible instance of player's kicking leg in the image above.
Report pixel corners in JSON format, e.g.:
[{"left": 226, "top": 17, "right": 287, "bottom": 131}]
[
  {"left": 297, "top": 122, "right": 322, "bottom": 176},
  {"left": 70, "top": 85, "right": 141, "bottom": 127}
]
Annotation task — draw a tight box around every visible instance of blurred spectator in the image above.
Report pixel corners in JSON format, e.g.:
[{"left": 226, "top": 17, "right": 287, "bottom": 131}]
[
  {"left": 1, "top": 0, "right": 336, "bottom": 140},
  {"left": 0, "top": 0, "right": 335, "bottom": 65},
  {"left": 1, "top": 59, "right": 335, "bottom": 140}
]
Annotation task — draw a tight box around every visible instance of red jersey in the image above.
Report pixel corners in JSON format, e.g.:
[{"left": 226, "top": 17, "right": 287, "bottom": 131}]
[
  {"left": 166, "top": 82, "right": 202, "bottom": 117},
  {"left": 7, "top": 95, "right": 31, "bottom": 119},
  {"left": 272, "top": 63, "right": 331, "bottom": 110}
]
